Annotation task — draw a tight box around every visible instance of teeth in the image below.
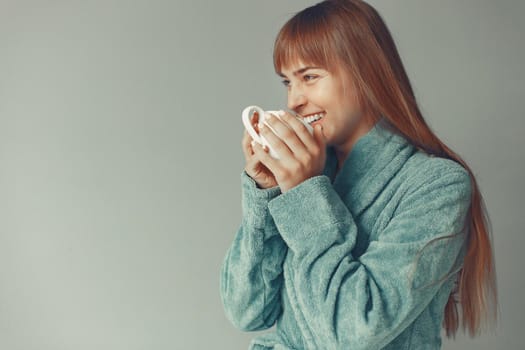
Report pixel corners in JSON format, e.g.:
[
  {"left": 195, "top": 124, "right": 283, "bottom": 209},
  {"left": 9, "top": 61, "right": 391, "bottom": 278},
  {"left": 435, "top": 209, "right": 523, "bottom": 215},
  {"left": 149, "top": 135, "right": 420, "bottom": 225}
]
[{"left": 303, "top": 113, "right": 325, "bottom": 124}]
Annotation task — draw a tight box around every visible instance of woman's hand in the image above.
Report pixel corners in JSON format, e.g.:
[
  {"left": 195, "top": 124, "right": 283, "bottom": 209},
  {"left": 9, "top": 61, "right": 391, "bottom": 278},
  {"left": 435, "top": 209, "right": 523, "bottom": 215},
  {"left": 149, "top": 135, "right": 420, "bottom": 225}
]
[
  {"left": 252, "top": 111, "right": 326, "bottom": 192},
  {"left": 242, "top": 114, "right": 278, "bottom": 189}
]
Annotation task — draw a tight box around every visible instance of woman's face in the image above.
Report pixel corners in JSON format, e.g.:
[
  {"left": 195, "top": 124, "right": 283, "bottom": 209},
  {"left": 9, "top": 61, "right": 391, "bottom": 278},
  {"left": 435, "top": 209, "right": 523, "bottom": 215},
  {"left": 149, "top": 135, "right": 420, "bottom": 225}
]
[{"left": 278, "top": 60, "right": 374, "bottom": 156}]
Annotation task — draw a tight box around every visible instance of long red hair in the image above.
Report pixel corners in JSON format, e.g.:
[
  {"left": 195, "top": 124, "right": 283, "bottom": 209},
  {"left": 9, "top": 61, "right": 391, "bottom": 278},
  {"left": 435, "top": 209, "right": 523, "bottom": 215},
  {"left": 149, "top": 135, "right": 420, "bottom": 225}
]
[{"left": 273, "top": 0, "right": 497, "bottom": 337}]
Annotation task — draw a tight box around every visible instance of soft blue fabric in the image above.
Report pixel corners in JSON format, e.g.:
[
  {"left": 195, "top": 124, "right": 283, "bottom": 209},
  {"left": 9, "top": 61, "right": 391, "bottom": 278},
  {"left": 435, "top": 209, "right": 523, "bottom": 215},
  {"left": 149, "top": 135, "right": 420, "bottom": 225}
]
[{"left": 221, "top": 120, "right": 471, "bottom": 349}]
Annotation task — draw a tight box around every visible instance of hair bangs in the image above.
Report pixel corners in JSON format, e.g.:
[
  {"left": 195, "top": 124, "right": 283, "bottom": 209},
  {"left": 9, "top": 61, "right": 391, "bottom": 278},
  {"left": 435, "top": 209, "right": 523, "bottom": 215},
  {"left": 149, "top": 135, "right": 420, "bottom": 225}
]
[{"left": 273, "top": 5, "right": 339, "bottom": 74}]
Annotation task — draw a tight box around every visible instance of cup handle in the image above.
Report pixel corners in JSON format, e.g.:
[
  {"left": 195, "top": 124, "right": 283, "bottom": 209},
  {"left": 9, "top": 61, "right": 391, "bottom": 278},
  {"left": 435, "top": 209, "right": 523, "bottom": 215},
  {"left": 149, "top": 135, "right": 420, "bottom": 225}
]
[{"left": 241, "top": 106, "right": 264, "bottom": 144}]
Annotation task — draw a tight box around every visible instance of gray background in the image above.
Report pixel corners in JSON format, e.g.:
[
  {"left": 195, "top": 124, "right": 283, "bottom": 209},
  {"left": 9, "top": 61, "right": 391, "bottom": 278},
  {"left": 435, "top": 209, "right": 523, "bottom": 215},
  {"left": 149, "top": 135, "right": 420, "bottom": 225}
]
[{"left": 1, "top": 0, "right": 523, "bottom": 349}]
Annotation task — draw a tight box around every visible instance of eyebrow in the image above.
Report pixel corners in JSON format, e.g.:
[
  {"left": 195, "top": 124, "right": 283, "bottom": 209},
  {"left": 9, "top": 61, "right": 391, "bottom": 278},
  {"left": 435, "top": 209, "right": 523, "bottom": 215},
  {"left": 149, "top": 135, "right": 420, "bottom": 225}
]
[{"left": 278, "top": 66, "right": 321, "bottom": 78}]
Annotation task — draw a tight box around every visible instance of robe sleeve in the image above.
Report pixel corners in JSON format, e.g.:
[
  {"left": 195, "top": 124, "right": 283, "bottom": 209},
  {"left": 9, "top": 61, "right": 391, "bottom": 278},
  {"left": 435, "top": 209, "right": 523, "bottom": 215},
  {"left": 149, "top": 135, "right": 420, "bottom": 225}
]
[{"left": 220, "top": 172, "right": 288, "bottom": 331}]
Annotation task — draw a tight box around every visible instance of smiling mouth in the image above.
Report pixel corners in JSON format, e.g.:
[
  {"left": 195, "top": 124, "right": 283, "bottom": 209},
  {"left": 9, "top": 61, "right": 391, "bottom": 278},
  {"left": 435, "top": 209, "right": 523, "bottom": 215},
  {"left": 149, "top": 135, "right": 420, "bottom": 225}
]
[{"left": 302, "top": 112, "right": 326, "bottom": 124}]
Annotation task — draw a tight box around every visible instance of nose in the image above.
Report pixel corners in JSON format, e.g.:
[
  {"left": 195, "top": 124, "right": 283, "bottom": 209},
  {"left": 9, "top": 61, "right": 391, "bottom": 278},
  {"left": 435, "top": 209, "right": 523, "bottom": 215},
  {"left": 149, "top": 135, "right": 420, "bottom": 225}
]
[{"left": 287, "top": 85, "right": 307, "bottom": 112}]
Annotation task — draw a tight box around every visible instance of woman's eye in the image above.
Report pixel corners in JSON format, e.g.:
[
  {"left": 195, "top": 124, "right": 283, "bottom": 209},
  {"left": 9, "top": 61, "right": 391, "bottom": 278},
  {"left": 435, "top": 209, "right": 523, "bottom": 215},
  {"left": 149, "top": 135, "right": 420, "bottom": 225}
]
[
  {"left": 281, "top": 79, "right": 290, "bottom": 87},
  {"left": 303, "top": 74, "right": 318, "bottom": 82}
]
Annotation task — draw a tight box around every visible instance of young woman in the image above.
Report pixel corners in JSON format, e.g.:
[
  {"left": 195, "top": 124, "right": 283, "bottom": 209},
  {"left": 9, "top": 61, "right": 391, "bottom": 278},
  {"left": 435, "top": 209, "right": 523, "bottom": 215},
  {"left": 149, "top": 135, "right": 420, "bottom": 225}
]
[{"left": 221, "top": 1, "right": 497, "bottom": 349}]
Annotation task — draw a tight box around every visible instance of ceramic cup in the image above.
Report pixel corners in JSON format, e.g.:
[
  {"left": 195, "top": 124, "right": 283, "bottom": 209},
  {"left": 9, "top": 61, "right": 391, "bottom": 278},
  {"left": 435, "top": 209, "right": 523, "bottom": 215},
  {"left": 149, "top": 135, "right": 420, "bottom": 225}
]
[{"left": 241, "top": 105, "right": 313, "bottom": 159}]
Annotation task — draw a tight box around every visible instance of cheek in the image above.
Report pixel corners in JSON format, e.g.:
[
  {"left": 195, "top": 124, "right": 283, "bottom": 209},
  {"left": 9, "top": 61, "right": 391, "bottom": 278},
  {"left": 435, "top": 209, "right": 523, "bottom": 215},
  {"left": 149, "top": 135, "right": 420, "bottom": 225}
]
[
  {"left": 328, "top": 84, "right": 351, "bottom": 108},
  {"left": 339, "top": 77, "right": 360, "bottom": 107},
  {"left": 340, "top": 86, "right": 361, "bottom": 113}
]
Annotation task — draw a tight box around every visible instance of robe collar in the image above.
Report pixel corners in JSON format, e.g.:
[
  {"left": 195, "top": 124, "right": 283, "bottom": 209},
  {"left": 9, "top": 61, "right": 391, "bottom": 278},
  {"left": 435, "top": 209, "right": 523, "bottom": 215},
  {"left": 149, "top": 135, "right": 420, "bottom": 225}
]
[{"left": 323, "top": 119, "right": 416, "bottom": 217}]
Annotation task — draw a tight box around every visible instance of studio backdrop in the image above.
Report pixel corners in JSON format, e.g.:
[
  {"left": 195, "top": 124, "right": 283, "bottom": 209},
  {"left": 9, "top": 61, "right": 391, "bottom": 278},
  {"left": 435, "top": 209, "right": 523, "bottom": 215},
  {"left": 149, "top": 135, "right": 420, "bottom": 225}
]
[{"left": 1, "top": 0, "right": 523, "bottom": 349}]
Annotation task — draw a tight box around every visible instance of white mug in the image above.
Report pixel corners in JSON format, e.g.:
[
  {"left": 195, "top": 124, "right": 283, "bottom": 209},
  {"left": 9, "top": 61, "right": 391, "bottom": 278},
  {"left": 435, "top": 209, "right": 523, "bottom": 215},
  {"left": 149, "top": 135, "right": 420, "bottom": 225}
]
[{"left": 241, "top": 105, "right": 313, "bottom": 159}]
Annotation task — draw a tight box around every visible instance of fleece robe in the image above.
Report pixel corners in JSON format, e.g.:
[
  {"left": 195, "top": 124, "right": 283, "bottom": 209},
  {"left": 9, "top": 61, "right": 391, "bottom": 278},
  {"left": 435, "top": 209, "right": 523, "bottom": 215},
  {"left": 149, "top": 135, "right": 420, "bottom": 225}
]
[{"left": 221, "top": 120, "right": 471, "bottom": 350}]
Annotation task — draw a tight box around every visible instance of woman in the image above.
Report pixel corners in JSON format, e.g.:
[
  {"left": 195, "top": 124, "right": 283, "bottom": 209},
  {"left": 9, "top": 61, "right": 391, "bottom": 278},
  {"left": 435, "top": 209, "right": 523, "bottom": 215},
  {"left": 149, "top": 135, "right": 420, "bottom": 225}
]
[{"left": 220, "top": 1, "right": 497, "bottom": 349}]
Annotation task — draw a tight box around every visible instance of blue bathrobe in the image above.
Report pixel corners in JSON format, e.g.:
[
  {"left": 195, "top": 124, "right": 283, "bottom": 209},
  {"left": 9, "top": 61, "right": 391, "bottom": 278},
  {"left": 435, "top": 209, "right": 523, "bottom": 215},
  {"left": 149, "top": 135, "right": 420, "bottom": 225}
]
[{"left": 221, "top": 120, "right": 471, "bottom": 349}]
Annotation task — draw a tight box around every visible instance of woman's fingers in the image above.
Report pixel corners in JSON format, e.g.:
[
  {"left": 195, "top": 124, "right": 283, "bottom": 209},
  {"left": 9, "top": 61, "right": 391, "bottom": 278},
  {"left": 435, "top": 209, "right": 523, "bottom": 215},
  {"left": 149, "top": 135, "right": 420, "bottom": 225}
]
[
  {"left": 279, "top": 112, "right": 319, "bottom": 151},
  {"left": 259, "top": 121, "right": 294, "bottom": 160},
  {"left": 251, "top": 141, "right": 279, "bottom": 174},
  {"left": 245, "top": 142, "right": 278, "bottom": 188},
  {"left": 244, "top": 153, "right": 260, "bottom": 175},
  {"left": 262, "top": 112, "right": 318, "bottom": 161},
  {"left": 242, "top": 130, "right": 255, "bottom": 161},
  {"left": 256, "top": 112, "right": 327, "bottom": 192},
  {"left": 242, "top": 111, "right": 326, "bottom": 192}
]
